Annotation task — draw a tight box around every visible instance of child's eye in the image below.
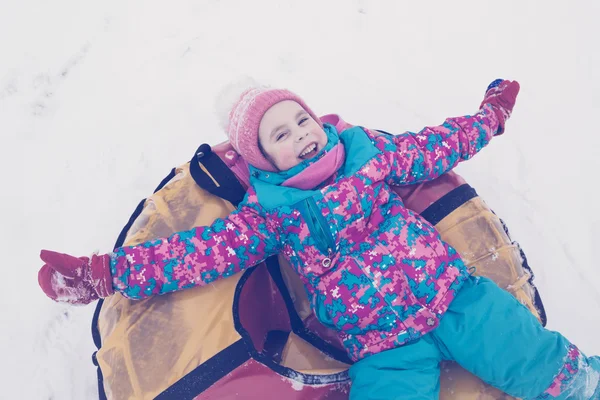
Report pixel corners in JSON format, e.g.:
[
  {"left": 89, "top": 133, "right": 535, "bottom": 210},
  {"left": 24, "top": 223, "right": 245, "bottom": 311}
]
[
  {"left": 298, "top": 117, "right": 308, "bottom": 125},
  {"left": 276, "top": 131, "right": 288, "bottom": 142}
]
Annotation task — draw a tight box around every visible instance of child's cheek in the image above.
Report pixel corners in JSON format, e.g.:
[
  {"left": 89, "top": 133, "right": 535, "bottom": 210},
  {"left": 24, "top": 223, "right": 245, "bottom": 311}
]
[
  {"left": 277, "top": 147, "right": 299, "bottom": 169},
  {"left": 315, "top": 128, "right": 328, "bottom": 145}
]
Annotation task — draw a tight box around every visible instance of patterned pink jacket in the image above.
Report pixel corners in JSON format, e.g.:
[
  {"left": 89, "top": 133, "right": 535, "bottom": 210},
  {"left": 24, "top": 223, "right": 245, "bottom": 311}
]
[{"left": 110, "top": 105, "right": 501, "bottom": 361}]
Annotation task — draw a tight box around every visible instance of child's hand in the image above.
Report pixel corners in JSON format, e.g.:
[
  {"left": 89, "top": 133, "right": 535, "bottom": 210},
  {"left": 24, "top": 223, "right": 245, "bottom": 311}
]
[
  {"left": 38, "top": 250, "right": 114, "bottom": 304},
  {"left": 480, "top": 79, "right": 520, "bottom": 135}
]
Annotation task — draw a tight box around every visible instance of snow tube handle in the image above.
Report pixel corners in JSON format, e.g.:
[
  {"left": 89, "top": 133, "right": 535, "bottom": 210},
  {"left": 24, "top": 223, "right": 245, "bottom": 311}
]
[{"left": 189, "top": 143, "right": 247, "bottom": 207}]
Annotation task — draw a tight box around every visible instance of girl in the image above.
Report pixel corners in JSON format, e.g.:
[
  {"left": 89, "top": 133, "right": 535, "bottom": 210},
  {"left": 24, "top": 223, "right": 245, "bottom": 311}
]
[{"left": 39, "top": 79, "right": 600, "bottom": 399}]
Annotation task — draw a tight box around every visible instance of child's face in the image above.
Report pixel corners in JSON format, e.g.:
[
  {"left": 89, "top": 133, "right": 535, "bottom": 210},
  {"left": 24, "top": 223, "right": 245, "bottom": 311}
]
[{"left": 258, "top": 100, "right": 328, "bottom": 171}]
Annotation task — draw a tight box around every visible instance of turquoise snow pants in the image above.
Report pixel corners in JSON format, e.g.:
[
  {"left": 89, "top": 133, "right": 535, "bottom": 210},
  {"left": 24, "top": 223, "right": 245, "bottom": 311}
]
[{"left": 349, "top": 276, "right": 600, "bottom": 400}]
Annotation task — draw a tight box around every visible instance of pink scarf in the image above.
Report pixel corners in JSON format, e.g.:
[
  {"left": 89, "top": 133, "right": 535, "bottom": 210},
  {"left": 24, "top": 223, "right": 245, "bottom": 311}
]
[{"left": 281, "top": 143, "right": 346, "bottom": 190}]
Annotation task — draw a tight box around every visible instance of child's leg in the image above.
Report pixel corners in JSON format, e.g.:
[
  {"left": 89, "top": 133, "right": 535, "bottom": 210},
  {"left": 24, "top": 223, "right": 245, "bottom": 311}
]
[
  {"left": 348, "top": 334, "right": 442, "bottom": 400},
  {"left": 433, "top": 276, "right": 600, "bottom": 399}
]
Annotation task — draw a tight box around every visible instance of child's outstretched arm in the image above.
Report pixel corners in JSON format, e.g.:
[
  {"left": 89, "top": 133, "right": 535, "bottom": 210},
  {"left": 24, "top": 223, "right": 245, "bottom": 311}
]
[
  {"left": 38, "top": 191, "right": 281, "bottom": 304},
  {"left": 371, "top": 79, "right": 519, "bottom": 186}
]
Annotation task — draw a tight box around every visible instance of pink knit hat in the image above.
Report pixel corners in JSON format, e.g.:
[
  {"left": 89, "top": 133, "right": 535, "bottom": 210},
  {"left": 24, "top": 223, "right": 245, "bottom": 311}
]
[{"left": 226, "top": 87, "right": 323, "bottom": 172}]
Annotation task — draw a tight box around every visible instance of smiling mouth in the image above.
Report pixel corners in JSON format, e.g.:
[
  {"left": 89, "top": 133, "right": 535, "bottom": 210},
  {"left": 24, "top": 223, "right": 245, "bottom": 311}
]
[{"left": 299, "top": 142, "right": 318, "bottom": 159}]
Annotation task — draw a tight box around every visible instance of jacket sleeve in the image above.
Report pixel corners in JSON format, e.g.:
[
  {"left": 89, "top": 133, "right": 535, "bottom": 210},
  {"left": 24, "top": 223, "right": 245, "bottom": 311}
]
[
  {"left": 369, "top": 104, "right": 501, "bottom": 186},
  {"left": 109, "top": 191, "right": 281, "bottom": 299}
]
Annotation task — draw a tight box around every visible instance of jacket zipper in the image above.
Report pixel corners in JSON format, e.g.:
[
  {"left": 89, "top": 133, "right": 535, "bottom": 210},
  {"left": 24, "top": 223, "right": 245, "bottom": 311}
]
[{"left": 305, "top": 197, "right": 336, "bottom": 263}]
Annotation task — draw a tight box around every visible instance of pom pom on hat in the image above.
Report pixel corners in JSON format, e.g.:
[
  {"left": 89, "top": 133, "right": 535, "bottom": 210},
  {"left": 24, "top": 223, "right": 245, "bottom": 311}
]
[{"left": 214, "top": 76, "right": 265, "bottom": 133}]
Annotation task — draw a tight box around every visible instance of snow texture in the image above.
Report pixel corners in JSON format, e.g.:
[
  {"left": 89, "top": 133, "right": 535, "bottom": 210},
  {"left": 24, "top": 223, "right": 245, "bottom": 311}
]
[
  {"left": 51, "top": 273, "right": 86, "bottom": 304},
  {"left": 1, "top": 0, "right": 599, "bottom": 398}
]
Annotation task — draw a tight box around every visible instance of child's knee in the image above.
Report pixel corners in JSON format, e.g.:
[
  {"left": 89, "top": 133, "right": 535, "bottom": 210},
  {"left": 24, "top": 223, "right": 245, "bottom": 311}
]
[{"left": 349, "top": 341, "right": 442, "bottom": 400}]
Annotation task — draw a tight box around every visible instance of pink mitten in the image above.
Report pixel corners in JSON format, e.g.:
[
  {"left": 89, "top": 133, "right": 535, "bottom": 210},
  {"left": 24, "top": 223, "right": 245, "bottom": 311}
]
[
  {"left": 480, "top": 79, "right": 520, "bottom": 135},
  {"left": 38, "top": 250, "right": 113, "bottom": 304}
]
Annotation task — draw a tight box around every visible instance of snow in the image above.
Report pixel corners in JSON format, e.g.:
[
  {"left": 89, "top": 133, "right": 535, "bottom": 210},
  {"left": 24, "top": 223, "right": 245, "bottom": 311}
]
[
  {"left": 1, "top": 0, "right": 599, "bottom": 398},
  {"left": 51, "top": 272, "right": 84, "bottom": 304}
]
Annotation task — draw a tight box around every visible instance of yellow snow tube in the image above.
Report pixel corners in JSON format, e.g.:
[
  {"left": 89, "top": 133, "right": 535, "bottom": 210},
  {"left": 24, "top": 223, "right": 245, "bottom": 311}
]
[{"left": 94, "top": 148, "right": 541, "bottom": 400}]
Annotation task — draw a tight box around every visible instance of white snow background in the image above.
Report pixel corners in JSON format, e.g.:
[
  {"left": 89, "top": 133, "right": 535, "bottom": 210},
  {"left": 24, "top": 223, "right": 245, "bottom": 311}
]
[{"left": 1, "top": 0, "right": 599, "bottom": 398}]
